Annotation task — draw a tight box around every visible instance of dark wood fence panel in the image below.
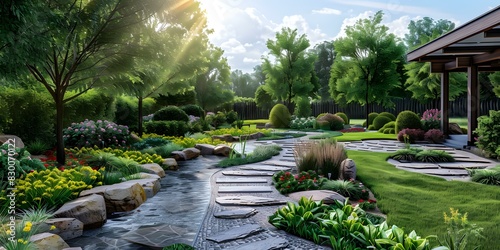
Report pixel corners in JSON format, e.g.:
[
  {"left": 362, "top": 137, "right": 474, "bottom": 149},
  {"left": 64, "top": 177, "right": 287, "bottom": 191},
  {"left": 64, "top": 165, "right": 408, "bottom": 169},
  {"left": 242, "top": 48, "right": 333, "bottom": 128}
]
[{"left": 234, "top": 97, "right": 500, "bottom": 120}]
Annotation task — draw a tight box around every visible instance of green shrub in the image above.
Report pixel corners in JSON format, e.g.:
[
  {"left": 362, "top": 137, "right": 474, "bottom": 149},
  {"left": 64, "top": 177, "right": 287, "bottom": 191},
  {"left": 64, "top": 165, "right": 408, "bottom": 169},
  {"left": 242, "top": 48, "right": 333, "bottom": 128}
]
[
  {"left": 162, "top": 243, "right": 195, "bottom": 250},
  {"left": 144, "top": 121, "right": 189, "bottom": 136},
  {"left": 378, "top": 112, "right": 396, "bottom": 121},
  {"left": 335, "top": 112, "right": 349, "bottom": 124},
  {"left": 144, "top": 144, "right": 184, "bottom": 158},
  {"left": 367, "top": 112, "right": 379, "bottom": 126},
  {"left": 317, "top": 113, "right": 344, "bottom": 131},
  {"left": 25, "top": 140, "right": 50, "bottom": 155},
  {"left": 224, "top": 110, "right": 239, "bottom": 124},
  {"left": 217, "top": 144, "right": 282, "bottom": 167},
  {"left": 132, "top": 137, "right": 170, "bottom": 150},
  {"left": 475, "top": 110, "right": 500, "bottom": 159},
  {"left": 391, "top": 148, "right": 423, "bottom": 162},
  {"left": 180, "top": 104, "right": 205, "bottom": 118},
  {"left": 153, "top": 106, "right": 189, "bottom": 122},
  {"left": 289, "top": 117, "right": 316, "bottom": 130},
  {"left": 63, "top": 120, "right": 130, "bottom": 148},
  {"left": 468, "top": 166, "right": 500, "bottom": 185},
  {"left": 416, "top": 150, "right": 455, "bottom": 163},
  {"left": 269, "top": 104, "right": 291, "bottom": 128},
  {"left": 154, "top": 91, "right": 196, "bottom": 107},
  {"left": 115, "top": 96, "right": 158, "bottom": 132},
  {"left": 0, "top": 144, "right": 45, "bottom": 184},
  {"left": 63, "top": 90, "right": 115, "bottom": 127},
  {"left": 395, "top": 110, "right": 422, "bottom": 133},
  {"left": 378, "top": 121, "right": 396, "bottom": 134},
  {"left": 383, "top": 128, "right": 396, "bottom": 134},
  {"left": 321, "top": 180, "right": 369, "bottom": 200},
  {"left": 294, "top": 96, "right": 312, "bottom": 118},
  {"left": 372, "top": 115, "right": 392, "bottom": 130},
  {"left": 367, "top": 125, "right": 376, "bottom": 130}
]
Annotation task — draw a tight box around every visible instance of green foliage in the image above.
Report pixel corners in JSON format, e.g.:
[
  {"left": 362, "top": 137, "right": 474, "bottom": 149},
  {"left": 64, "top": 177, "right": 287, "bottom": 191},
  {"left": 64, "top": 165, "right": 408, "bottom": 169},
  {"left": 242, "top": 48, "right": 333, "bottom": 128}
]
[
  {"left": 468, "top": 166, "right": 500, "bottom": 186},
  {"left": 254, "top": 85, "right": 275, "bottom": 110},
  {"left": 269, "top": 104, "right": 291, "bottom": 128},
  {"left": 153, "top": 106, "right": 189, "bottom": 122},
  {"left": 335, "top": 112, "right": 349, "bottom": 124},
  {"left": 378, "top": 121, "right": 396, "bottom": 134},
  {"left": 488, "top": 72, "right": 500, "bottom": 98},
  {"left": 143, "top": 144, "right": 184, "bottom": 158},
  {"left": 313, "top": 41, "right": 335, "bottom": 101},
  {"left": 132, "top": 138, "right": 170, "bottom": 150},
  {"left": 0, "top": 144, "right": 45, "bottom": 184},
  {"left": 317, "top": 113, "right": 345, "bottom": 131},
  {"left": 475, "top": 110, "right": 500, "bottom": 159},
  {"left": 155, "top": 91, "right": 197, "bottom": 107},
  {"left": 205, "top": 127, "right": 271, "bottom": 137},
  {"left": 438, "top": 208, "right": 484, "bottom": 250},
  {"left": 294, "top": 96, "right": 312, "bottom": 118},
  {"left": 378, "top": 112, "right": 396, "bottom": 121},
  {"left": 144, "top": 121, "right": 189, "bottom": 137},
  {"left": 416, "top": 150, "right": 455, "bottom": 163},
  {"left": 115, "top": 96, "right": 157, "bottom": 132},
  {"left": 68, "top": 146, "right": 164, "bottom": 165},
  {"left": 372, "top": 115, "right": 392, "bottom": 130},
  {"left": 396, "top": 110, "right": 422, "bottom": 132},
  {"left": 205, "top": 111, "right": 226, "bottom": 128},
  {"left": 180, "top": 104, "right": 205, "bottom": 118},
  {"left": 391, "top": 148, "right": 423, "bottom": 162},
  {"left": 367, "top": 112, "right": 379, "bottom": 126},
  {"left": 321, "top": 180, "right": 369, "bottom": 200},
  {"left": 216, "top": 144, "right": 282, "bottom": 167},
  {"left": 289, "top": 117, "right": 316, "bottom": 130},
  {"left": 309, "top": 132, "right": 343, "bottom": 140},
  {"left": 272, "top": 170, "right": 326, "bottom": 194},
  {"left": 63, "top": 90, "right": 116, "bottom": 127},
  {"left": 25, "top": 140, "right": 50, "bottom": 155},
  {"left": 162, "top": 243, "right": 195, "bottom": 250},
  {"left": 294, "top": 140, "right": 347, "bottom": 178},
  {"left": 224, "top": 110, "right": 239, "bottom": 124},
  {"left": 63, "top": 120, "right": 130, "bottom": 148}
]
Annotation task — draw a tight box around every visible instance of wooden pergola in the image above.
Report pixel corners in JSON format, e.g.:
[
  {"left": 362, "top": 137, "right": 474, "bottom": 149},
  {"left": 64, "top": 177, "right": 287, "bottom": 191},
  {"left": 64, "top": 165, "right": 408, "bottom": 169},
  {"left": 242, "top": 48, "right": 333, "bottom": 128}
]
[{"left": 407, "top": 6, "right": 500, "bottom": 146}]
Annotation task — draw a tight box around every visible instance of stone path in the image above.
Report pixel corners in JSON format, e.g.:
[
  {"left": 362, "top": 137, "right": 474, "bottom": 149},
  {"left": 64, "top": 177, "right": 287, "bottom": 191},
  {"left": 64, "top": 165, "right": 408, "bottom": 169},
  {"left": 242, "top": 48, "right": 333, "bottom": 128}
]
[{"left": 344, "top": 139, "right": 498, "bottom": 180}]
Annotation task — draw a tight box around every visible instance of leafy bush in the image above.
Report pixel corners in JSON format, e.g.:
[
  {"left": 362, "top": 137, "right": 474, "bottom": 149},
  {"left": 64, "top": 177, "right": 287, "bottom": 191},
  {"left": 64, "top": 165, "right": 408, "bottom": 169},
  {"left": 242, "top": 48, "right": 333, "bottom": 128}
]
[
  {"left": 367, "top": 112, "right": 379, "bottom": 126},
  {"left": 63, "top": 119, "right": 130, "bottom": 148},
  {"left": 321, "top": 180, "right": 369, "bottom": 200},
  {"left": 421, "top": 109, "right": 441, "bottom": 131},
  {"left": 290, "top": 117, "right": 316, "bottom": 129},
  {"left": 335, "top": 112, "right": 349, "bottom": 124},
  {"left": 272, "top": 170, "right": 326, "bottom": 194},
  {"left": 294, "top": 140, "right": 347, "bottom": 178},
  {"left": 294, "top": 96, "right": 312, "bottom": 118},
  {"left": 68, "top": 146, "right": 164, "bottom": 165},
  {"left": 378, "top": 121, "right": 396, "bottom": 134},
  {"left": 372, "top": 115, "right": 392, "bottom": 130},
  {"left": 416, "top": 150, "right": 455, "bottom": 163},
  {"left": 217, "top": 144, "right": 282, "bottom": 167},
  {"left": 153, "top": 106, "right": 189, "bottom": 122},
  {"left": 269, "top": 104, "right": 291, "bottom": 128},
  {"left": 132, "top": 137, "right": 171, "bottom": 150},
  {"left": 180, "top": 104, "right": 205, "bottom": 118},
  {"left": 0, "top": 144, "right": 45, "bottom": 184},
  {"left": 397, "top": 128, "right": 425, "bottom": 143},
  {"left": 424, "top": 129, "right": 444, "bottom": 143},
  {"left": 25, "top": 140, "right": 50, "bottom": 155},
  {"left": 475, "top": 110, "right": 500, "bottom": 159},
  {"left": 205, "top": 111, "right": 227, "bottom": 128},
  {"left": 225, "top": 110, "right": 239, "bottom": 124},
  {"left": 396, "top": 110, "right": 422, "bottom": 133},
  {"left": 63, "top": 90, "right": 116, "bottom": 127},
  {"left": 391, "top": 148, "right": 423, "bottom": 162},
  {"left": 316, "top": 113, "right": 344, "bottom": 131},
  {"left": 144, "top": 121, "right": 189, "bottom": 137},
  {"left": 115, "top": 96, "right": 157, "bottom": 132},
  {"left": 468, "top": 166, "right": 500, "bottom": 185},
  {"left": 378, "top": 111, "right": 396, "bottom": 121},
  {"left": 142, "top": 143, "right": 184, "bottom": 158}
]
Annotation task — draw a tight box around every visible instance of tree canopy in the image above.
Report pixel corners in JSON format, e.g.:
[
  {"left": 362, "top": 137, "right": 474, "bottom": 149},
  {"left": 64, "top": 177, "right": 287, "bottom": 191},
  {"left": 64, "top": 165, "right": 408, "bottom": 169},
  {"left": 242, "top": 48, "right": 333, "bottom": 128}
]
[
  {"left": 329, "top": 11, "right": 405, "bottom": 122},
  {"left": 311, "top": 41, "right": 335, "bottom": 100}
]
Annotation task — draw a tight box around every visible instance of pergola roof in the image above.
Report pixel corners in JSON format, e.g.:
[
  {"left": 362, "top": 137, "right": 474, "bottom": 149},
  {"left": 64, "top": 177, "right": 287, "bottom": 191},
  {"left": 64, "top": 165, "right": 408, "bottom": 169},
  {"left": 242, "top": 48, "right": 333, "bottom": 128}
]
[{"left": 407, "top": 6, "right": 500, "bottom": 72}]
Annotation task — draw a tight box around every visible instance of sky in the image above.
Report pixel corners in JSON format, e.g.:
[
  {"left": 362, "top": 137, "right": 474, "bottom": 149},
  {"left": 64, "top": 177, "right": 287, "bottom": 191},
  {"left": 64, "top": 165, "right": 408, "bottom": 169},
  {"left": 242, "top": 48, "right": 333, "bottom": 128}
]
[{"left": 197, "top": 0, "right": 498, "bottom": 73}]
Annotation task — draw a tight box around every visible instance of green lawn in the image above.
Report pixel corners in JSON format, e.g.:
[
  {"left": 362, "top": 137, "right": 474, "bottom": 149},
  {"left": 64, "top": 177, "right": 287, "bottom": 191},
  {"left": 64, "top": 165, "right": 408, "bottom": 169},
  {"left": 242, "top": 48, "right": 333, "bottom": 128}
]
[
  {"left": 336, "top": 132, "right": 397, "bottom": 142},
  {"left": 243, "top": 119, "right": 269, "bottom": 125},
  {"left": 351, "top": 117, "right": 469, "bottom": 128},
  {"left": 349, "top": 150, "right": 500, "bottom": 247}
]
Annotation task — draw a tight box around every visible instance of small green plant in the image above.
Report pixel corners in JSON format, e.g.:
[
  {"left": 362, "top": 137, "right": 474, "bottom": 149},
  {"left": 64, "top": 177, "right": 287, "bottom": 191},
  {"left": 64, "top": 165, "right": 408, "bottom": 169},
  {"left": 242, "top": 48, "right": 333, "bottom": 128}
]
[
  {"left": 294, "top": 96, "right": 312, "bottom": 118},
  {"left": 153, "top": 106, "right": 189, "bottom": 122},
  {"left": 162, "top": 243, "right": 195, "bottom": 250},
  {"left": 468, "top": 166, "right": 500, "bottom": 185},
  {"left": 438, "top": 208, "right": 483, "bottom": 250},
  {"left": 216, "top": 144, "right": 282, "bottom": 167},
  {"left": 475, "top": 110, "right": 500, "bottom": 159},
  {"left": 321, "top": 180, "right": 369, "bottom": 200},
  {"left": 391, "top": 148, "right": 423, "bottom": 162},
  {"left": 293, "top": 140, "right": 347, "bottom": 177},
  {"left": 25, "top": 139, "right": 50, "bottom": 155},
  {"left": 0, "top": 144, "right": 46, "bottom": 184},
  {"left": 416, "top": 150, "right": 455, "bottom": 163},
  {"left": 132, "top": 137, "right": 170, "bottom": 150}
]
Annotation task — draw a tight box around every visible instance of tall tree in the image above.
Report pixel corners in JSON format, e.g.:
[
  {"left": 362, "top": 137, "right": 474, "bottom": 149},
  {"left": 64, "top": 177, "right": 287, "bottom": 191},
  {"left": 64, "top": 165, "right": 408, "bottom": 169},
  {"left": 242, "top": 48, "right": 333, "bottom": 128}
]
[
  {"left": 329, "top": 11, "right": 405, "bottom": 124},
  {"left": 487, "top": 72, "right": 500, "bottom": 98},
  {"left": 230, "top": 69, "right": 259, "bottom": 98},
  {"left": 262, "top": 27, "right": 317, "bottom": 107},
  {"left": 404, "top": 17, "right": 466, "bottom": 103},
  {"left": 0, "top": 0, "right": 189, "bottom": 165},
  {"left": 192, "top": 46, "right": 233, "bottom": 111},
  {"left": 312, "top": 41, "right": 335, "bottom": 100}
]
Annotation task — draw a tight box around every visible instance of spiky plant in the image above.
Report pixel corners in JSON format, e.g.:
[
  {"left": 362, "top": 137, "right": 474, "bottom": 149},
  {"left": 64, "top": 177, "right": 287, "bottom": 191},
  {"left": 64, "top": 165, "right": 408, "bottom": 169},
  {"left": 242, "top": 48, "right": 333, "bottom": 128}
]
[
  {"left": 470, "top": 167, "right": 500, "bottom": 185},
  {"left": 416, "top": 150, "right": 455, "bottom": 163}
]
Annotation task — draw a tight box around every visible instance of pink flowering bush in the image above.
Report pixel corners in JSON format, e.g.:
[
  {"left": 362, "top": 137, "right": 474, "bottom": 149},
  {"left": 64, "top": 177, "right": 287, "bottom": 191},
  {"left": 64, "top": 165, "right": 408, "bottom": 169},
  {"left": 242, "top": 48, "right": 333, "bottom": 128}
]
[
  {"left": 63, "top": 119, "right": 130, "bottom": 148},
  {"left": 421, "top": 109, "right": 441, "bottom": 131},
  {"left": 424, "top": 129, "right": 445, "bottom": 143},
  {"left": 397, "top": 128, "right": 425, "bottom": 143}
]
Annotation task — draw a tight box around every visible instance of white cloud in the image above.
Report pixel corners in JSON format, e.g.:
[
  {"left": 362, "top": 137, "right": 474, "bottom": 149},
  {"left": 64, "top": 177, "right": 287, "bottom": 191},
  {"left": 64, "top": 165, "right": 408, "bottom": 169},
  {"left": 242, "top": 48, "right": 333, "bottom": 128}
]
[
  {"left": 243, "top": 57, "right": 261, "bottom": 63},
  {"left": 244, "top": 43, "right": 253, "bottom": 47},
  {"left": 220, "top": 38, "right": 246, "bottom": 54},
  {"left": 334, "top": 11, "right": 373, "bottom": 39},
  {"left": 329, "top": 0, "right": 446, "bottom": 16},
  {"left": 277, "top": 15, "right": 333, "bottom": 46},
  {"left": 312, "top": 8, "right": 342, "bottom": 15}
]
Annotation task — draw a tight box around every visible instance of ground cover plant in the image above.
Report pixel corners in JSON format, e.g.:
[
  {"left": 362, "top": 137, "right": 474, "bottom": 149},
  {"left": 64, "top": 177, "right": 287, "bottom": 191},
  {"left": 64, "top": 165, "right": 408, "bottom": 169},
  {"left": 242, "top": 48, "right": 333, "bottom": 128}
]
[
  {"left": 348, "top": 150, "right": 500, "bottom": 247},
  {"left": 391, "top": 148, "right": 455, "bottom": 163},
  {"left": 467, "top": 166, "right": 500, "bottom": 185},
  {"left": 216, "top": 144, "right": 282, "bottom": 167},
  {"left": 67, "top": 146, "right": 164, "bottom": 164}
]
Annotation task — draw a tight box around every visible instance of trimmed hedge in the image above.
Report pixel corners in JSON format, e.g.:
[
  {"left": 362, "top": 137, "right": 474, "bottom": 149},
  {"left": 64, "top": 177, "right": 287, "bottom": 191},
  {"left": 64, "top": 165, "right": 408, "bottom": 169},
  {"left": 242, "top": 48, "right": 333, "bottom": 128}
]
[
  {"left": 335, "top": 112, "right": 349, "bottom": 125},
  {"left": 378, "top": 112, "right": 396, "bottom": 121},
  {"left": 395, "top": 110, "right": 422, "bottom": 133},
  {"left": 372, "top": 115, "right": 392, "bottom": 130},
  {"left": 153, "top": 106, "right": 189, "bottom": 122},
  {"left": 144, "top": 121, "right": 189, "bottom": 136},
  {"left": 269, "top": 104, "right": 291, "bottom": 128}
]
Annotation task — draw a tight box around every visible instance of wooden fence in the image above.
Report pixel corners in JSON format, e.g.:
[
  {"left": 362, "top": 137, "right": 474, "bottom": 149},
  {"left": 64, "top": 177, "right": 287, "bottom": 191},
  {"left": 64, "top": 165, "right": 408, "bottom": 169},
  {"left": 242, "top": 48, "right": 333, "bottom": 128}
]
[{"left": 233, "top": 97, "right": 500, "bottom": 120}]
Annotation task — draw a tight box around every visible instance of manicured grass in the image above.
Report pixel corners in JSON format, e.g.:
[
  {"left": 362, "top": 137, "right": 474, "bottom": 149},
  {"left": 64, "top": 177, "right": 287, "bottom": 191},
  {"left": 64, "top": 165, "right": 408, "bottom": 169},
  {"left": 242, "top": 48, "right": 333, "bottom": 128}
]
[
  {"left": 348, "top": 150, "right": 500, "bottom": 247},
  {"left": 336, "top": 132, "right": 397, "bottom": 142},
  {"left": 308, "top": 131, "right": 343, "bottom": 139},
  {"left": 243, "top": 119, "right": 269, "bottom": 125},
  {"left": 257, "top": 132, "right": 306, "bottom": 141},
  {"left": 351, "top": 117, "right": 468, "bottom": 128}
]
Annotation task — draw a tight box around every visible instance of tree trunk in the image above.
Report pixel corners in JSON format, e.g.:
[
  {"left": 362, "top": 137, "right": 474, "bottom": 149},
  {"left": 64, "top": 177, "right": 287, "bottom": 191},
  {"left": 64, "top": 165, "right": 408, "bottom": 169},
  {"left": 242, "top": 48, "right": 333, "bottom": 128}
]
[
  {"left": 365, "top": 83, "right": 369, "bottom": 128},
  {"left": 55, "top": 93, "right": 65, "bottom": 166},
  {"left": 138, "top": 96, "right": 143, "bottom": 137}
]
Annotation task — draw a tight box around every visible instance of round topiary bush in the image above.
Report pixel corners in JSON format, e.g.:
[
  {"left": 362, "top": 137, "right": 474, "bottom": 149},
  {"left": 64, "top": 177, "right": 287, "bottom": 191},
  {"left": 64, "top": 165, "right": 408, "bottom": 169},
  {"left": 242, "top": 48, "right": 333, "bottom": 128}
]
[
  {"left": 378, "top": 121, "right": 396, "bottom": 134},
  {"left": 396, "top": 110, "right": 422, "bottom": 133},
  {"left": 372, "top": 115, "right": 392, "bottom": 130},
  {"left": 153, "top": 106, "right": 189, "bottom": 122},
  {"left": 180, "top": 104, "right": 205, "bottom": 118},
  {"left": 269, "top": 104, "right": 291, "bottom": 128},
  {"left": 367, "top": 112, "right": 379, "bottom": 127},
  {"left": 378, "top": 112, "right": 396, "bottom": 121},
  {"left": 335, "top": 112, "right": 349, "bottom": 125},
  {"left": 317, "top": 113, "right": 344, "bottom": 131}
]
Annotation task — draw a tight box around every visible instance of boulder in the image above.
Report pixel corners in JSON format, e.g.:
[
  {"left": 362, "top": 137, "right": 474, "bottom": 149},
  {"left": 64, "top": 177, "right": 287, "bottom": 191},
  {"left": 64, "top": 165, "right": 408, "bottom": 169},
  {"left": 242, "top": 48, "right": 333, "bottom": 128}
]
[
  {"left": 53, "top": 194, "right": 106, "bottom": 229},
  {"left": 121, "top": 176, "right": 160, "bottom": 198},
  {"left": 449, "top": 123, "right": 463, "bottom": 134},
  {"left": 195, "top": 144, "right": 215, "bottom": 155},
  {"left": 30, "top": 233, "right": 69, "bottom": 250},
  {"left": 340, "top": 158, "right": 357, "bottom": 180},
  {"left": 171, "top": 151, "right": 186, "bottom": 161},
  {"left": 214, "top": 144, "right": 232, "bottom": 157},
  {"left": 182, "top": 147, "right": 200, "bottom": 160},
  {"left": 288, "top": 190, "right": 346, "bottom": 204},
  {"left": 79, "top": 182, "right": 146, "bottom": 215},
  {"left": 0, "top": 135, "right": 24, "bottom": 148},
  {"left": 162, "top": 158, "right": 178, "bottom": 170},
  {"left": 42, "top": 218, "right": 83, "bottom": 240},
  {"left": 141, "top": 163, "right": 165, "bottom": 177}
]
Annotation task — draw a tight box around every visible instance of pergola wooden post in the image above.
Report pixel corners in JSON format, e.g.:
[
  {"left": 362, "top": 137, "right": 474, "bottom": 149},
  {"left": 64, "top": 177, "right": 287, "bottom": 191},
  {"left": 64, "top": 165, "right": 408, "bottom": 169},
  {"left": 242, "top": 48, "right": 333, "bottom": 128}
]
[
  {"left": 440, "top": 71, "right": 449, "bottom": 136},
  {"left": 467, "top": 65, "right": 480, "bottom": 145}
]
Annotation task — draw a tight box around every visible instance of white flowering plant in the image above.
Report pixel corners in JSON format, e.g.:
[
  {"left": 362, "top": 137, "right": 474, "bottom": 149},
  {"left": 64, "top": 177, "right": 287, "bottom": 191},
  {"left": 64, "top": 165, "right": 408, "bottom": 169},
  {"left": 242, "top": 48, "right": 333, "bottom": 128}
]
[{"left": 63, "top": 119, "right": 130, "bottom": 148}]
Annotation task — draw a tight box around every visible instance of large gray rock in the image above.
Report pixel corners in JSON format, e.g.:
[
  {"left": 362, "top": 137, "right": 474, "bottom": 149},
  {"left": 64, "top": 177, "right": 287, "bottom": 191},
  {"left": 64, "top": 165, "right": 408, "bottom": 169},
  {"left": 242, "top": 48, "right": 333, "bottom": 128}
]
[
  {"left": 171, "top": 151, "right": 186, "bottom": 161},
  {"left": 340, "top": 158, "right": 357, "bottom": 180},
  {"left": 206, "top": 224, "right": 263, "bottom": 243},
  {"left": 449, "top": 123, "right": 463, "bottom": 134},
  {"left": 54, "top": 194, "right": 106, "bottom": 229},
  {"left": 195, "top": 144, "right": 215, "bottom": 155},
  {"left": 43, "top": 218, "right": 83, "bottom": 240},
  {"left": 30, "top": 233, "right": 70, "bottom": 250},
  {"left": 141, "top": 163, "right": 165, "bottom": 178},
  {"left": 121, "top": 176, "right": 160, "bottom": 198},
  {"left": 182, "top": 147, "right": 200, "bottom": 160},
  {"left": 162, "top": 158, "right": 178, "bottom": 170},
  {"left": 79, "top": 182, "right": 146, "bottom": 215},
  {"left": 214, "top": 144, "right": 232, "bottom": 156},
  {"left": 0, "top": 135, "right": 24, "bottom": 148}
]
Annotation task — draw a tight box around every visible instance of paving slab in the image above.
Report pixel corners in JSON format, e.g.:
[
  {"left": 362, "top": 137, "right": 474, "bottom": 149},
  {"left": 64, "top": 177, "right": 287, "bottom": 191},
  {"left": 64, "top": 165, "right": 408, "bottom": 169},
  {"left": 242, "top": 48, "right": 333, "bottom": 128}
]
[
  {"left": 226, "top": 237, "right": 289, "bottom": 250},
  {"left": 216, "top": 196, "right": 287, "bottom": 206},
  {"left": 213, "top": 208, "right": 258, "bottom": 219},
  {"left": 397, "top": 167, "right": 469, "bottom": 176},
  {"left": 239, "top": 165, "right": 291, "bottom": 171},
  {"left": 216, "top": 178, "right": 268, "bottom": 184},
  {"left": 222, "top": 170, "right": 275, "bottom": 176},
  {"left": 396, "top": 164, "right": 439, "bottom": 169},
  {"left": 218, "top": 186, "right": 273, "bottom": 193},
  {"left": 260, "top": 160, "right": 296, "bottom": 167},
  {"left": 438, "top": 163, "right": 490, "bottom": 169},
  {"left": 122, "top": 224, "right": 189, "bottom": 248},
  {"left": 206, "top": 224, "right": 263, "bottom": 243}
]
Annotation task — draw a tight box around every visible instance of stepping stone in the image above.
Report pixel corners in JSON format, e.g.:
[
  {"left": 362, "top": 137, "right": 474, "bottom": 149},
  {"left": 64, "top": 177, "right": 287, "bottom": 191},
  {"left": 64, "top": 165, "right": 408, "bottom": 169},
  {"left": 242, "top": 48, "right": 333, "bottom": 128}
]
[
  {"left": 214, "top": 208, "right": 258, "bottom": 219},
  {"left": 397, "top": 164, "right": 439, "bottom": 169},
  {"left": 222, "top": 170, "right": 274, "bottom": 176},
  {"left": 216, "top": 196, "right": 286, "bottom": 206},
  {"left": 226, "top": 237, "right": 289, "bottom": 250},
  {"left": 282, "top": 155, "right": 294, "bottom": 158},
  {"left": 240, "top": 165, "right": 291, "bottom": 171},
  {"left": 288, "top": 190, "right": 346, "bottom": 204},
  {"left": 452, "top": 159, "right": 493, "bottom": 163},
  {"left": 261, "top": 160, "right": 296, "bottom": 167},
  {"left": 216, "top": 178, "right": 268, "bottom": 184},
  {"left": 122, "top": 224, "right": 188, "bottom": 248},
  {"left": 438, "top": 163, "right": 489, "bottom": 169},
  {"left": 206, "top": 224, "right": 263, "bottom": 243},
  {"left": 404, "top": 168, "right": 469, "bottom": 176},
  {"left": 218, "top": 186, "right": 273, "bottom": 193}
]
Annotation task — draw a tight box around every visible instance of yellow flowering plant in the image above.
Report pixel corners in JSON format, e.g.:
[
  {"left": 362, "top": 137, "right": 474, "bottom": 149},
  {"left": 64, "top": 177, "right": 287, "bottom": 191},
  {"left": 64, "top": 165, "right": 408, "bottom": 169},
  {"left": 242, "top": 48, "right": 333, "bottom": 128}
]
[
  {"left": 1, "top": 207, "right": 54, "bottom": 250},
  {"left": 67, "top": 146, "right": 163, "bottom": 164}
]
